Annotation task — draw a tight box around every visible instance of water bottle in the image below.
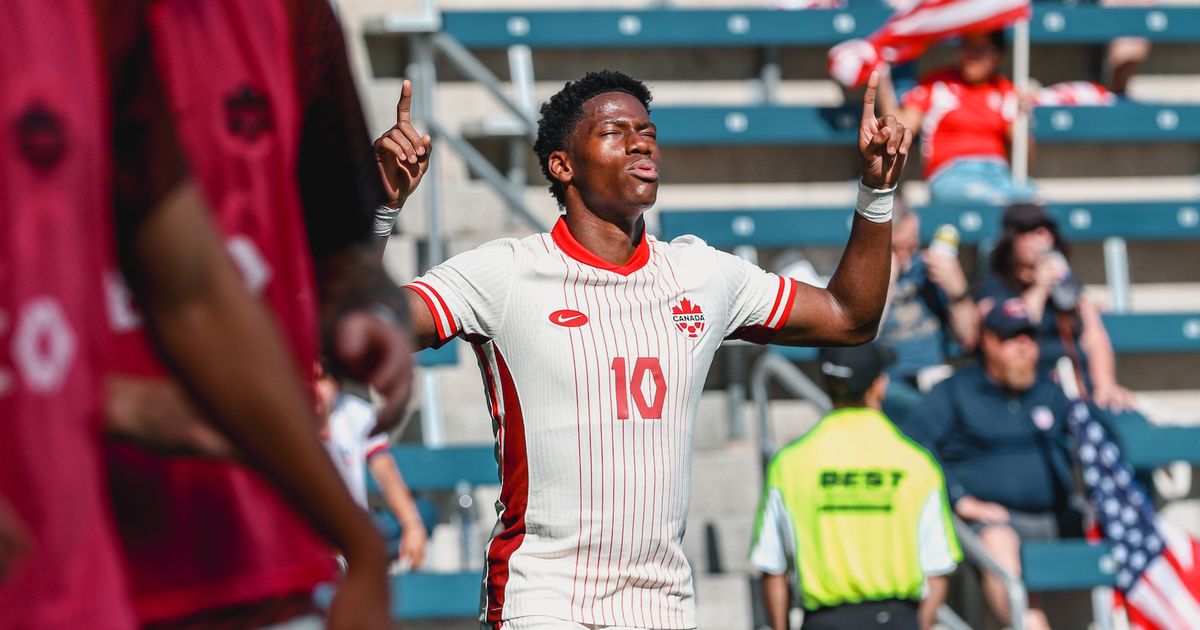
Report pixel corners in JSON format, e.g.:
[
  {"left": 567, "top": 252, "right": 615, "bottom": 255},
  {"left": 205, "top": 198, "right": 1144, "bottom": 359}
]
[
  {"left": 1042, "top": 249, "right": 1080, "bottom": 311},
  {"left": 928, "top": 224, "right": 960, "bottom": 258}
]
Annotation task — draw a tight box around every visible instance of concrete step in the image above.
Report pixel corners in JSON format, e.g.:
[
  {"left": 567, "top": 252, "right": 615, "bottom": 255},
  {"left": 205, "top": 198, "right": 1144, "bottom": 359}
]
[{"left": 1085, "top": 283, "right": 1200, "bottom": 313}]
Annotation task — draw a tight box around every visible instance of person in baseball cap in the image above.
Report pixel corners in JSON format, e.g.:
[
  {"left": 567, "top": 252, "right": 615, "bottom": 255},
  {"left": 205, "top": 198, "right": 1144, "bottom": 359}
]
[
  {"left": 752, "top": 341, "right": 961, "bottom": 630},
  {"left": 982, "top": 297, "right": 1037, "bottom": 340},
  {"left": 819, "top": 342, "right": 898, "bottom": 405}
]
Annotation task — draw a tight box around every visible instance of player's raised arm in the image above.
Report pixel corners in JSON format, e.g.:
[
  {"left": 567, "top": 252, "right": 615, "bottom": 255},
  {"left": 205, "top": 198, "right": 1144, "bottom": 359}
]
[
  {"left": 774, "top": 72, "right": 912, "bottom": 346},
  {"left": 374, "top": 79, "right": 432, "bottom": 244}
]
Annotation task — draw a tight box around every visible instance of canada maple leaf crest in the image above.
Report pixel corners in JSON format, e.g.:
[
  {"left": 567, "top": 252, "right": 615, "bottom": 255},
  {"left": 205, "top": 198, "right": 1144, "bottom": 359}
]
[{"left": 671, "top": 298, "right": 706, "bottom": 339}]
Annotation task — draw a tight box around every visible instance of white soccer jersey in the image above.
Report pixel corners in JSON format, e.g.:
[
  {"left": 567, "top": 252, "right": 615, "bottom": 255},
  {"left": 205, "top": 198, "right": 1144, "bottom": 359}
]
[
  {"left": 407, "top": 218, "right": 797, "bottom": 629},
  {"left": 323, "top": 393, "right": 389, "bottom": 508}
]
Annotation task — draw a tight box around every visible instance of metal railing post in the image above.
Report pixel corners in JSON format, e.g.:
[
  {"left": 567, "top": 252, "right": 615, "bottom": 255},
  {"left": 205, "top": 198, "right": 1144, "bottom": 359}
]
[{"left": 1104, "top": 237, "right": 1132, "bottom": 313}]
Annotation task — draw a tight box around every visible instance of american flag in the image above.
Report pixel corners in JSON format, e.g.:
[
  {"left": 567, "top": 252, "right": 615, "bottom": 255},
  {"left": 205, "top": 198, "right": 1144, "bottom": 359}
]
[
  {"left": 1070, "top": 402, "right": 1200, "bottom": 629},
  {"left": 828, "top": 0, "right": 1031, "bottom": 88}
]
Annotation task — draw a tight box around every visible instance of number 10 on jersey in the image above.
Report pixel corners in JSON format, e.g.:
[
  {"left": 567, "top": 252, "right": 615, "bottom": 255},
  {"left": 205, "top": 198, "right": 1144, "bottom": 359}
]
[{"left": 611, "top": 357, "right": 666, "bottom": 420}]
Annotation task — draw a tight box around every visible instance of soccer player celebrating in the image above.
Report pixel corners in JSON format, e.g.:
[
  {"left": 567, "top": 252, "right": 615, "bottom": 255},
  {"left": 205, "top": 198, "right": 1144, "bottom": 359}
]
[{"left": 379, "top": 70, "right": 910, "bottom": 629}]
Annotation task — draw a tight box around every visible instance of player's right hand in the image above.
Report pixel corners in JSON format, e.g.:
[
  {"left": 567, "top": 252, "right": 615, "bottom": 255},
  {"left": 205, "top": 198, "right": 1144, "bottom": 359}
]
[
  {"left": 105, "top": 376, "right": 238, "bottom": 458},
  {"left": 0, "top": 497, "right": 30, "bottom": 582},
  {"left": 374, "top": 79, "right": 432, "bottom": 209}
]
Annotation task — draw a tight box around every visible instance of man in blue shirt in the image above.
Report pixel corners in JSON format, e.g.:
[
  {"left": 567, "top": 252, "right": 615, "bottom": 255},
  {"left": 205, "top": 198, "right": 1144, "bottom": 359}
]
[
  {"left": 899, "top": 298, "right": 1077, "bottom": 630},
  {"left": 879, "top": 202, "right": 977, "bottom": 423}
]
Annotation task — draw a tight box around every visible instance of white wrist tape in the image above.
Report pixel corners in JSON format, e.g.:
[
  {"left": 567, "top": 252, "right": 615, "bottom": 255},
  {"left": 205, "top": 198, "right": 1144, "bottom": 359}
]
[
  {"left": 855, "top": 182, "right": 896, "bottom": 223},
  {"left": 373, "top": 205, "right": 401, "bottom": 237}
]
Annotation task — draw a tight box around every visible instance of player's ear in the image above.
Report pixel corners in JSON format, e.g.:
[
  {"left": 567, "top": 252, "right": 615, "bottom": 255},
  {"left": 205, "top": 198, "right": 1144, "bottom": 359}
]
[{"left": 548, "top": 150, "right": 573, "bottom": 186}]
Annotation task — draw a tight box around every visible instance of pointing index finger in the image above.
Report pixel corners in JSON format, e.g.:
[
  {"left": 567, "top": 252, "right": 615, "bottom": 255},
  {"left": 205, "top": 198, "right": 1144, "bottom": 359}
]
[
  {"left": 396, "top": 79, "right": 413, "bottom": 124},
  {"left": 862, "top": 71, "right": 879, "bottom": 123}
]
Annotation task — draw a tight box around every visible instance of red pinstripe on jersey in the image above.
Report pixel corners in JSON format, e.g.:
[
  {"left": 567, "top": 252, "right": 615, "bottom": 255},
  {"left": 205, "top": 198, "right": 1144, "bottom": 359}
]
[
  {"left": 480, "top": 345, "right": 528, "bottom": 623},
  {"left": 405, "top": 281, "right": 458, "bottom": 342}
]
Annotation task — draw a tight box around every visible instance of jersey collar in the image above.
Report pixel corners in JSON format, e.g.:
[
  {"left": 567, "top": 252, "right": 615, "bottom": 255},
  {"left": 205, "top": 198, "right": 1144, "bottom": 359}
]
[{"left": 551, "top": 216, "right": 650, "bottom": 276}]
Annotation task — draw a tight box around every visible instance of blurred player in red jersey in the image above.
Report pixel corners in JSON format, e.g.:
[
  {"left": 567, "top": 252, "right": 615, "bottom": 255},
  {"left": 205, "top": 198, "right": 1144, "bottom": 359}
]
[
  {"left": 380, "top": 72, "right": 909, "bottom": 628},
  {"left": 103, "top": 0, "right": 427, "bottom": 627},
  {"left": 1, "top": 1, "right": 391, "bottom": 628}
]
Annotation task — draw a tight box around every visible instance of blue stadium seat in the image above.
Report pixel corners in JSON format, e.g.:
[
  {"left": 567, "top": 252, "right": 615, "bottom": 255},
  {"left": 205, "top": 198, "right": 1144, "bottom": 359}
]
[
  {"left": 1021, "top": 541, "right": 1116, "bottom": 591},
  {"left": 417, "top": 339, "right": 460, "bottom": 367},
  {"left": 658, "top": 200, "right": 1200, "bottom": 248},
  {"left": 649, "top": 104, "right": 1200, "bottom": 147},
  {"left": 357, "top": 444, "right": 497, "bottom": 619},
  {"left": 432, "top": 7, "right": 1200, "bottom": 49},
  {"left": 374, "top": 443, "right": 498, "bottom": 493}
]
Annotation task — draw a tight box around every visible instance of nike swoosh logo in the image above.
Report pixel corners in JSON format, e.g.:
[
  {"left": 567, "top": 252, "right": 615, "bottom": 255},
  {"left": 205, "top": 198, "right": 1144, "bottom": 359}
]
[{"left": 549, "top": 309, "right": 589, "bottom": 327}]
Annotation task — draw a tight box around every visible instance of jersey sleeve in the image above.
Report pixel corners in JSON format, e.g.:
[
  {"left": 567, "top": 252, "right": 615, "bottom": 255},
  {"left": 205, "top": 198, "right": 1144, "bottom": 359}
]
[
  {"left": 717, "top": 249, "right": 799, "bottom": 343},
  {"left": 917, "top": 484, "right": 962, "bottom": 576},
  {"left": 343, "top": 394, "right": 389, "bottom": 460},
  {"left": 749, "top": 486, "right": 795, "bottom": 576},
  {"left": 290, "top": 0, "right": 386, "bottom": 259},
  {"left": 364, "top": 434, "right": 390, "bottom": 461},
  {"left": 405, "top": 239, "right": 518, "bottom": 347},
  {"left": 750, "top": 459, "right": 797, "bottom": 576},
  {"left": 998, "top": 78, "right": 1019, "bottom": 124},
  {"left": 902, "top": 81, "right": 933, "bottom": 114}
]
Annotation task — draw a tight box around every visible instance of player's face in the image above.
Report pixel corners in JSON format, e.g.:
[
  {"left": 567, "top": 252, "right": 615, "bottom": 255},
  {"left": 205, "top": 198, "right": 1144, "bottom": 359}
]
[
  {"left": 565, "top": 91, "right": 659, "bottom": 219},
  {"left": 1012, "top": 226, "right": 1054, "bottom": 266},
  {"left": 982, "top": 329, "right": 1038, "bottom": 390},
  {"left": 959, "top": 34, "right": 1001, "bottom": 84}
]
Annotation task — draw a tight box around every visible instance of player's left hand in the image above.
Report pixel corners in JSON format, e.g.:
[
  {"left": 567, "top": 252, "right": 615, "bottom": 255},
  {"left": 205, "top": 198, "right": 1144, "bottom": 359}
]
[
  {"left": 858, "top": 71, "right": 913, "bottom": 190},
  {"left": 332, "top": 309, "right": 415, "bottom": 433}
]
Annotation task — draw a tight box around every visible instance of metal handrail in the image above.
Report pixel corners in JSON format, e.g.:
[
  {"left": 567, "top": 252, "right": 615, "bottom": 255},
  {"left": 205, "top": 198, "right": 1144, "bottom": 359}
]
[
  {"left": 750, "top": 350, "right": 830, "bottom": 471},
  {"left": 953, "top": 518, "right": 1030, "bottom": 630}
]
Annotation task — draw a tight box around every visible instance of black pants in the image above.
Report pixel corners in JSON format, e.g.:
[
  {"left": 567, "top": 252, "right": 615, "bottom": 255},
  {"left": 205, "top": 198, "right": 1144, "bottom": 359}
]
[{"left": 801, "top": 599, "right": 919, "bottom": 630}]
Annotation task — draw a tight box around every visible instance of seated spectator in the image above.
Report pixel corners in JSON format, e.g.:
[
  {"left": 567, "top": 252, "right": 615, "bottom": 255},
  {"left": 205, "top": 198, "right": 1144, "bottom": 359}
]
[
  {"left": 752, "top": 343, "right": 960, "bottom": 630},
  {"left": 315, "top": 368, "right": 429, "bottom": 569},
  {"left": 879, "top": 198, "right": 977, "bottom": 423},
  {"left": 901, "top": 301, "right": 1079, "bottom": 630},
  {"left": 977, "top": 203, "right": 1135, "bottom": 410},
  {"left": 879, "top": 30, "right": 1036, "bottom": 207}
]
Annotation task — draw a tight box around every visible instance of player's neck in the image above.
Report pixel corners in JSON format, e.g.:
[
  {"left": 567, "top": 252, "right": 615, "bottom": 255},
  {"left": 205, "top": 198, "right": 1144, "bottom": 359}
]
[{"left": 561, "top": 208, "right": 646, "bottom": 267}]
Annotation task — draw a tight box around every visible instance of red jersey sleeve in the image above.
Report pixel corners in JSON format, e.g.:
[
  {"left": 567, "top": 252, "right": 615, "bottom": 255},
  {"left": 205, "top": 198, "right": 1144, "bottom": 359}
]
[{"left": 287, "top": 0, "right": 387, "bottom": 260}]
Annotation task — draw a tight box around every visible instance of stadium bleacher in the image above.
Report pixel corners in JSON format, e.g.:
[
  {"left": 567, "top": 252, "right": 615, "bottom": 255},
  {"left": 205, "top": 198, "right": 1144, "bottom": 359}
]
[
  {"left": 368, "top": 6, "right": 1200, "bottom": 49},
  {"left": 352, "top": 0, "right": 1200, "bottom": 626}
]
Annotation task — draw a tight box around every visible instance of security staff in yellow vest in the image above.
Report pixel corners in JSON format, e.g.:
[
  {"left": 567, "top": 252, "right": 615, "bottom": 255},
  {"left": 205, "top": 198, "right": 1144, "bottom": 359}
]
[{"left": 750, "top": 343, "right": 961, "bottom": 630}]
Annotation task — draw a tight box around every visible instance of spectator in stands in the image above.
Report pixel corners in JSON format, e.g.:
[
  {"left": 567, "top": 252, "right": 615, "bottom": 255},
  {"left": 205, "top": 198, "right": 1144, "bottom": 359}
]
[
  {"left": 977, "top": 203, "right": 1135, "bottom": 410},
  {"left": 901, "top": 300, "right": 1079, "bottom": 630},
  {"left": 316, "top": 367, "right": 429, "bottom": 569},
  {"left": 752, "top": 343, "right": 960, "bottom": 630},
  {"left": 878, "top": 30, "right": 1036, "bottom": 207},
  {"left": 878, "top": 197, "right": 978, "bottom": 423}
]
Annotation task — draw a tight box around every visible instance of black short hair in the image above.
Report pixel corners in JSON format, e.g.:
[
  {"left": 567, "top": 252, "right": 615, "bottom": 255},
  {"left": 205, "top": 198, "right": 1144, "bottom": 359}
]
[{"left": 533, "top": 70, "right": 653, "bottom": 208}]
